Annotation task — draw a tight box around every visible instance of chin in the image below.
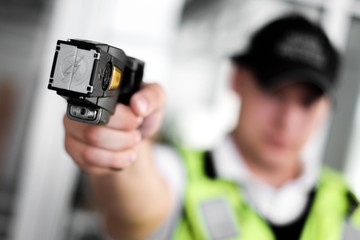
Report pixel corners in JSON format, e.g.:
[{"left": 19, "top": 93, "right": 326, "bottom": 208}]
[{"left": 260, "top": 149, "right": 295, "bottom": 169}]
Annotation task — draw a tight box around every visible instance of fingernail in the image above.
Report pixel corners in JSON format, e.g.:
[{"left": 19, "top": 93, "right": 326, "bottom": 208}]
[
  {"left": 137, "top": 117, "right": 144, "bottom": 124},
  {"left": 136, "top": 132, "right": 142, "bottom": 143},
  {"left": 135, "top": 96, "right": 148, "bottom": 115},
  {"left": 129, "top": 153, "right": 137, "bottom": 163}
]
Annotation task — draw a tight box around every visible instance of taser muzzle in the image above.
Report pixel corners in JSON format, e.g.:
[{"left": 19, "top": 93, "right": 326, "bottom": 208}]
[{"left": 48, "top": 39, "right": 144, "bottom": 124}]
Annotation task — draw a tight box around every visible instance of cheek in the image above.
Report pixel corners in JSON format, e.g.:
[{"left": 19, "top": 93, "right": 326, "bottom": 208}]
[
  {"left": 293, "top": 124, "right": 313, "bottom": 148},
  {"left": 293, "top": 104, "right": 329, "bottom": 148},
  {"left": 240, "top": 96, "right": 277, "bottom": 138},
  {"left": 246, "top": 95, "right": 279, "bottom": 126}
]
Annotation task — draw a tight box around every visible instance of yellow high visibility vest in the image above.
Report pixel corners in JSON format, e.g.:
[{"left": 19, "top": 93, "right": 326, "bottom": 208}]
[{"left": 172, "top": 148, "right": 360, "bottom": 240}]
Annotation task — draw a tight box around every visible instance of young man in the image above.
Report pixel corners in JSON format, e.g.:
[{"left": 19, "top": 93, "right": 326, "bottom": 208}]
[{"left": 63, "top": 15, "right": 360, "bottom": 239}]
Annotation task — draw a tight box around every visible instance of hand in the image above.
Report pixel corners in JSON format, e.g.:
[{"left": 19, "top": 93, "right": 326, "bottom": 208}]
[{"left": 63, "top": 83, "right": 166, "bottom": 175}]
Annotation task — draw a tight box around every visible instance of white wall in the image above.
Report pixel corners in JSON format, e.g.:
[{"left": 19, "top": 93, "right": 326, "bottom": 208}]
[{"left": 11, "top": 0, "right": 184, "bottom": 239}]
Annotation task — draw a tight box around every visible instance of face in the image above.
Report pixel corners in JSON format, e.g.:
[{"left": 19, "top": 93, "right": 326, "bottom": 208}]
[{"left": 231, "top": 66, "right": 330, "bottom": 170}]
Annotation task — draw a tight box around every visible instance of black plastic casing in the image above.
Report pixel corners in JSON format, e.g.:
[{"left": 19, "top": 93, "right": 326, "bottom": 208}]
[{"left": 48, "top": 39, "right": 144, "bottom": 124}]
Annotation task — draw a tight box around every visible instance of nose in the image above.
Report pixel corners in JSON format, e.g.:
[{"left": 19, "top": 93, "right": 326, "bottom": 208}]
[{"left": 276, "top": 100, "right": 304, "bottom": 132}]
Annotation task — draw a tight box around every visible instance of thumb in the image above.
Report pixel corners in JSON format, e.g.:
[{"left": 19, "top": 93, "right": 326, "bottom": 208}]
[{"left": 130, "top": 83, "right": 166, "bottom": 138}]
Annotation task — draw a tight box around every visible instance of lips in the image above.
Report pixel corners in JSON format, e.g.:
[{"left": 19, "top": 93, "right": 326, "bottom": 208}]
[{"left": 267, "top": 136, "right": 289, "bottom": 149}]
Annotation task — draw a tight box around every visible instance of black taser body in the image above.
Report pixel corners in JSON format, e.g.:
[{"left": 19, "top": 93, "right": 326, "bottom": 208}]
[{"left": 48, "top": 39, "right": 144, "bottom": 124}]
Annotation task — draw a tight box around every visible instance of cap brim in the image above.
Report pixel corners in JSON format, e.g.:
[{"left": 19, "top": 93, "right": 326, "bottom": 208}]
[
  {"left": 231, "top": 54, "right": 333, "bottom": 96},
  {"left": 230, "top": 52, "right": 253, "bottom": 66},
  {"left": 266, "top": 69, "right": 331, "bottom": 94}
]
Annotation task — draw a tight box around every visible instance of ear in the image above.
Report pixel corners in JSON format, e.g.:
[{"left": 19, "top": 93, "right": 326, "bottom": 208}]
[{"left": 230, "top": 64, "right": 245, "bottom": 96}]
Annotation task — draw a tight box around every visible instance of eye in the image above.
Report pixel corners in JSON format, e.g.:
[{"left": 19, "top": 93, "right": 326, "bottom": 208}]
[
  {"left": 264, "top": 90, "right": 284, "bottom": 103},
  {"left": 302, "top": 91, "right": 323, "bottom": 108},
  {"left": 300, "top": 84, "right": 323, "bottom": 106},
  {"left": 302, "top": 96, "right": 315, "bottom": 108}
]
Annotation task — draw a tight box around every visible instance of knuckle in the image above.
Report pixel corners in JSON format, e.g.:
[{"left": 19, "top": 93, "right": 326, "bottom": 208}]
[
  {"left": 122, "top": 136, "right": 136, "bottom": 149},
  {"left": 122, "top": 116, "right": 137, "bottom": 131},
  {"left": 150, "top": 83, "right": 166, "bottom": 108},
  {"left": 117, "top": 104, "right": 133, "bottom": 118},
  {"left": 107, "top": 151, "right": 118, "bottom": 164},
  {"left": 81, "top": 146, "right": 97, "bottom": 165},
  {"left": 115, "top": 106, "right": 137, "bottom": 129},
  {"left": 84, "top": 127, "right": 101, "bottom": 145},
  {"left": 64, "top": 136, "right": 72, "bottom": 155},
  {"left": 113, "top": 104, "right": 125, "bottom": 116},
  {"left": 110, "top": 160, "right": 123, "bottom": 169},
  {"left": 153, "top": 83, "right": 166, "bottom": 98},
  {"left": 129, "top": 117, "right": 140, "bottom": 130},
  {"left": 62, "top": 114, "right": 67, "bottom": 126},
  {"left": 110, "top": 154, "right": 127, "bottom": 169},
  {"left": 120, "top": 131, "right": 139, "bottom": 149}
]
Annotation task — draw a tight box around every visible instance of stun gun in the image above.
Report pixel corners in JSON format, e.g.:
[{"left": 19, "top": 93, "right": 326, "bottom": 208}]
[{"left": 48, "top": 39, "right": 144, "bottom": 124}]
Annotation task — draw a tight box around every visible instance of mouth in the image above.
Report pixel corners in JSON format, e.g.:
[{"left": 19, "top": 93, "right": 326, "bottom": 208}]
[{"left": 267, "top": 136, "right": 289, "bottom": 149}]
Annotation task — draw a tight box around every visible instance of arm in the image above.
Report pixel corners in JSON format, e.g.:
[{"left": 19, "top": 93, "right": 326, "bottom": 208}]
[{"left": 64, "top": 83, "right": 171, "bottom": 239}]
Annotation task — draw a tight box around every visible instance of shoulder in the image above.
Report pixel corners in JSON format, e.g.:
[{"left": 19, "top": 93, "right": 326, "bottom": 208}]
[
  {"left": 316, "top": 166, "right": 353, "bottom": 199},
  {"left": 318, "top": 166, "right": 347, "bottom": 185},
  {"left": 318, "top": 166, "right": 360, "bottom": 225},
  {"left": 317, "top": 166, "right": 355, "bottom": 202}
]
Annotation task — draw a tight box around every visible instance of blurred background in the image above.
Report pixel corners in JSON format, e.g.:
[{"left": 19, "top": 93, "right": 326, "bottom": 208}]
[{"left": 0, "top": 0, "right": 360, "bottom": 239}]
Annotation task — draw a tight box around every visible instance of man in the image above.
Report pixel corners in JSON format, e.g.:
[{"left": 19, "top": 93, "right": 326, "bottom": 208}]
[{"left": 64, "top": 15, "right": 360, "bottom": 239}]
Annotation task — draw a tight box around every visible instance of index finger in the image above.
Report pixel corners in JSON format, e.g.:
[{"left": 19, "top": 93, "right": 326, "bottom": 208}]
[
  {"left": 107, "top": 104, "right": 143, "bottom": 130},
  {"left": 130, "top": 83, "right": 166, "bottom": 117}
]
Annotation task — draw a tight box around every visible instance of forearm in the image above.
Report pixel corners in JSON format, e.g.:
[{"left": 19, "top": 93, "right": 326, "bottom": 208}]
[
  {"left": 64, "top": 83, "right": 168, "bottom": 239},
  {"left": 89, "top": 140, "right": 171, "bottom": 239}
]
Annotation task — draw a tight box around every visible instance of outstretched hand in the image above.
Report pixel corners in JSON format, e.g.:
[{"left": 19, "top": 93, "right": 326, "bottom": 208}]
[{"left": 63, "top": 83, "right": 166, "bottom": 175}]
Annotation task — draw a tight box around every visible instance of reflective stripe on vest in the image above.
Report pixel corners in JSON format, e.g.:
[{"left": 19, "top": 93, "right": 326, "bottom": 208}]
[
  {"left": 172, "top": 148, "right": 360, "bottom": 240},
  {"left": 342, "top": 219, "right": 360, "bottom": 240},
  {"left": 200, "top": 197, "right": 239, "bottom": 239},
  {"left": 343, "top": 207, "right": 360, "bottom": 239}
]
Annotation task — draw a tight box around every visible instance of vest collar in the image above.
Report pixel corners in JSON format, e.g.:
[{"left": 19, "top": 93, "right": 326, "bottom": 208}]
[{"left": 212, "top": 136, "right": 320, "bottom": 224}]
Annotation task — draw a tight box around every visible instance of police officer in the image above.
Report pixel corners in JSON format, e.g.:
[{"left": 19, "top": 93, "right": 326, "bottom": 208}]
[{"left": 63, "top": 15, "right": 360, "bottom": 239}]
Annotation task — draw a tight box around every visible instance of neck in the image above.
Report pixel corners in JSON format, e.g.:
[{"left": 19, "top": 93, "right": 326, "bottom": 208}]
[{"left": 231, "top": 132, "right": 302, "bottom": 188}]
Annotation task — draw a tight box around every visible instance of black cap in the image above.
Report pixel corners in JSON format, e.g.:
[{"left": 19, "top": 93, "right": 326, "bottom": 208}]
[{"left": 231, "top": 14, "right": 339, "bottom": 94}]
